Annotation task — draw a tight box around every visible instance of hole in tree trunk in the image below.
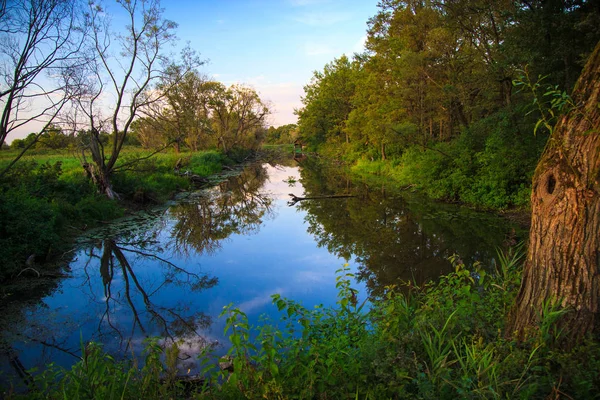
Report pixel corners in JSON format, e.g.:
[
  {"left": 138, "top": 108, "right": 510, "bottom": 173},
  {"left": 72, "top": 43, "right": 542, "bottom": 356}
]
[{"left": 547, "top": 174, "right": 556, "bottom": 194}]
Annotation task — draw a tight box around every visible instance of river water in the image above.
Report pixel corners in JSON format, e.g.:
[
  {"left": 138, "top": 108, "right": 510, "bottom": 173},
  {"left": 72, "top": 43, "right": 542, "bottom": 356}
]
[{"left": 0, "top": 158, "right": 522, "bottom": 384}]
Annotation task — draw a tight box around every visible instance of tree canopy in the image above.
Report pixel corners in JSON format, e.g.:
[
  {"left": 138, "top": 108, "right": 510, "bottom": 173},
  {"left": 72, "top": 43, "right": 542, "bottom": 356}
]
[{"left": 295, "top": 0, "right": 600, "bottom": 208}]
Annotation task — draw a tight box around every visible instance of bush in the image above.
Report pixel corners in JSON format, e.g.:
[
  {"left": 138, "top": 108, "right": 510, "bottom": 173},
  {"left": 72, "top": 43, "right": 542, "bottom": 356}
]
[
  {"left": 189, "top": 151, "right": 228, "bottom": 176},
  {"left": 0, "top": 188, "right": 60, "bottom": 280},
  {"left": 352, "top": 107, "right": 547, "bottom": 210}
]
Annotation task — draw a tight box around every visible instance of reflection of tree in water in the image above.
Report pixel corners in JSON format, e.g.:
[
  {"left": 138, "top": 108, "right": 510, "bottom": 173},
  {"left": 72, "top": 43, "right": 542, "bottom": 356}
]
[
  {"left": 80, "top": 238, "right": 217, "bottom": 350},
  {"left": 0, "top": 278, "right": 74, "bottom": 388},
  {"left": 168, "top": 164, "right": 273, "bottom": 257},
  {"left": 1, "top": 164, "right": 276, "bottom": 384},
  {"left": 297, "top": 160, "right": 520, "bottom": 298}
]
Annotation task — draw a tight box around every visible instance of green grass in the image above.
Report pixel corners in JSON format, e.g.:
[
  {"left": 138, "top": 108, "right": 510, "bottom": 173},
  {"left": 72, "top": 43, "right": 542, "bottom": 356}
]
[{"left": 0, "top": 147, "right": 230, "bottom": 281}]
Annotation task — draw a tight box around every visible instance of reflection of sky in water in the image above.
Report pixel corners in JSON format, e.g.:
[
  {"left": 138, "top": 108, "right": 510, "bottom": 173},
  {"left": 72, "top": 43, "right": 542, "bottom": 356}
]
[
  {"left": 2, "top": 164, "right": 362, "bottom": 379},
  {"left": 2, "top": 162, "right": 519, "bottom": 383}
]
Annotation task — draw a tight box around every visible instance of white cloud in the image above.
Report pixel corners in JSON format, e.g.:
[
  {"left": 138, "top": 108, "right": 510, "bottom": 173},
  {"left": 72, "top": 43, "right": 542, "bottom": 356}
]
[
  {"left": 295, "top": 270, "right": 331, "bottom": 284},
  {"left": 237, "top": 288, "right": 284, "bottom": 314},
  {"left": 353, "top": 35, "right": 367, "bottom": 53}
]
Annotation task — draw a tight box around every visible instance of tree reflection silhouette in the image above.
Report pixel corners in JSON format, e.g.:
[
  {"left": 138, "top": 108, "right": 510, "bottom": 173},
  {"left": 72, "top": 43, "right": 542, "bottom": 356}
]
[
  {"left": 296, "top": 159, "right": 519, "bottom": 298},
  {"left": 1, "top": 163, "right": 275, "bottom": 383},
  {"left": 81, "top": 237, "right": 217, "bottom": 352},
  {"left": 168, "top": 164, "right": 273, "bottom": 257}
]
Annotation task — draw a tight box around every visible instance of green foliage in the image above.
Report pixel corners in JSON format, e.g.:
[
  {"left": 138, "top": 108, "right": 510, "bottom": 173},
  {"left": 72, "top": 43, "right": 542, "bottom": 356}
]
[
  {"left": 0, "top": 148, "right": 228, "bottom": 281},
  {"left": 295, "top": 1, "right": 600, "bottom": 210},
  {"left": 513, "top": 68, "right": 577, "bottom": 136},
  {"left": 352, "top": 108, "right": 547, "bottom": 209},
  {"left": 189, "top": 151, "right": 228, "bottom": 175},
  {"left": 9, "top": 250, "right": 600, "bottom": 399},
  {"left": 0, "top": 187, "right": 60, "bottom": 281},
  {"left": 296, "top": 55, "right": 359, "bottom": 151},
  {"left": 0, "top": 160, "right": 108, "bottom": 280},
  {"left": 264, "top": 124, "right": 298, "bottom": 145},
  {"left": 209, "top": 264, "right": 371, "bottom": 399},
  {"left": 197, "top": 251, "right": 598, "bottom": 399},
  {"left": 6, "top": 339, "right": 193, "bottom": 400}
]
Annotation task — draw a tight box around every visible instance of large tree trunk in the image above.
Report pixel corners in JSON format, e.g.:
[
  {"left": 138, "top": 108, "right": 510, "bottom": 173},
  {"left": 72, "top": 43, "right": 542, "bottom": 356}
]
[{"left": 508, "top": 42, "right": 600, "bottom": 342}]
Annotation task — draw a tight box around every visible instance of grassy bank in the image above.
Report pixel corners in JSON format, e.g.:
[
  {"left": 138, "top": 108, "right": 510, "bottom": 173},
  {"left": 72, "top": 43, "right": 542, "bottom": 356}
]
[
  {"left": 0, "top": 148, "right": 230, "bottom": 281},
  {"left": 3, "top": 250, "right": 599, "bottom": 399},
  {"left": 302, "top": 106, "right": 548, "bottom": 212},
  {"left": 350, "top": 154, "right": 531, "bottom": 212}
]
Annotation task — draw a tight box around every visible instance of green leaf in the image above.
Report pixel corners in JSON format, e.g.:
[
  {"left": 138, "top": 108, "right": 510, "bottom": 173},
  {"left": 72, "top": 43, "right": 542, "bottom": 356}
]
[
  {"left": 276, "top": 299, "right": 286, "bottom": 311},
  {"left": 230, "top": 333, "right": 241, "bottom": 348},
  {"left": 341, "top": 298, "right": 349, "bottom": 308},
  {"left": 533, "top": 119, "right": 544, "bottom": 136}
]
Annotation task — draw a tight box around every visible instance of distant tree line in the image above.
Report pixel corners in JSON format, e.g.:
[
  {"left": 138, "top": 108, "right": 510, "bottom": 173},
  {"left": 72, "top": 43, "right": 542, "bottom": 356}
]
[{"left": 263, "top": 124, "right": 298, "bottom": 145}]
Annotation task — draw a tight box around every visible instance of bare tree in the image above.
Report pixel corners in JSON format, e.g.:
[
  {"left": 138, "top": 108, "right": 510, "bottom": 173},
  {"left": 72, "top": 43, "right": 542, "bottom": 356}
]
[
  {"left": 0, "top": 0, "right": 86, "bottom": 176},
  {"left": 71, "top": 0, "right": 194, "bottom": 199}
]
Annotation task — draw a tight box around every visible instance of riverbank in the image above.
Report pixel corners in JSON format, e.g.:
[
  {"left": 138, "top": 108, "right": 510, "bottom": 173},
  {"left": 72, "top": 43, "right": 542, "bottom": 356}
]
[
  {"left": 349, "top": 158, "right": 531, "bottom": 212},
  {"left": 300, "top": 154, "right": 532, "bottom": 230},
  {"left": 0, "top": 146, "right": 290, "bottom": 283}
]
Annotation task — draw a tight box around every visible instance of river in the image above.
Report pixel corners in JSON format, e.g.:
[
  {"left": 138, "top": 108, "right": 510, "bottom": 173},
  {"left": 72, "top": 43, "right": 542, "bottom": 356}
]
[{"left": 0, "top": 157, "right": 523, "bottom": 384}]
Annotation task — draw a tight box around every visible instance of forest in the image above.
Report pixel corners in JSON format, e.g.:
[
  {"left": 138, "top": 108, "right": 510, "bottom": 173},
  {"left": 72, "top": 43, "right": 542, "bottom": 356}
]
[{"left": 294, "top": 0, "right": 600, "bottom": 209}]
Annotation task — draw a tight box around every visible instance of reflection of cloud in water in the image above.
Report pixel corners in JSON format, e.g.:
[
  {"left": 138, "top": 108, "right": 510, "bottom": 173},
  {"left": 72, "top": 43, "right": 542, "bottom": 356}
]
[
  {"left": 265, "top": 165, "right": 304, "bottom": 200},
  {"left": 237, "top": 288, "right": 284, "bottom": 314},
  {"left": 293, "top": 253, "right": 341, "bottom": 267},
  {"left": 294, "top": 270, "right": 331, "bottom": 284}
]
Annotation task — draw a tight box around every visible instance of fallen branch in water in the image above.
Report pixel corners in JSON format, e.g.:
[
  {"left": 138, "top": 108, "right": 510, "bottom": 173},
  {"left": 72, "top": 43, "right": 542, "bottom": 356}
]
[{"left": 287, "top": 193, "right": 355, "bottom": 206}]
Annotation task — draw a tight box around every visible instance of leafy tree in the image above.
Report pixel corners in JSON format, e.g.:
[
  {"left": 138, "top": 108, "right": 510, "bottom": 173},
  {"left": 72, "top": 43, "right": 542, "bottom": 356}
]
[
  {"left": 264, "top": 124, "right": 298, "bottom": 144},
  {"left": 440, "top": 0, "right": 517, "bottom": 106},
  {"left": 141, "top": 67, "right": 213, "bottom": 152},
  {"left": 10, "top": 133, "right": 39, "bottom": 150},
  {"left": 296, "top": 55, "right": 358, "bottom": 151},
  {"left": 209, "top": 83, "right": 270, "bottom": 153},
  {"left": 505, "top": 0, "right": 600, "bottom": 92},
  {"left": 37, "top": 123, "right": 73, "bottom": 149}
]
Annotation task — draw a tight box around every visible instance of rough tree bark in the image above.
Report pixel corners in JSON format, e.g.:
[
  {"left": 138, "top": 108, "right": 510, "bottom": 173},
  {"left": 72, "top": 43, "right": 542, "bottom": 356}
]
[{"left": 508, "top": 41, "right": 600, "bottom": 342}]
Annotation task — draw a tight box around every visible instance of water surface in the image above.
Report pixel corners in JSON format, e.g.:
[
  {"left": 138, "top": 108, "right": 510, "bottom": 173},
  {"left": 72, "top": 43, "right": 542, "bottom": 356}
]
[{"left": 0, "top": 159, "right": 522, "bottom": 383}]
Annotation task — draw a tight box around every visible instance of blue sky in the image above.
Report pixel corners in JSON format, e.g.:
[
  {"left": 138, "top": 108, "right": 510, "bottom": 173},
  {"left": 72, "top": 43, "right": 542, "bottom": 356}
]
[
  {"left": 6, "top": 0, "right": 378, "bottom": 141},
  {"left": 160, "top": 0, "right": 378, "bottom": 126}
]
